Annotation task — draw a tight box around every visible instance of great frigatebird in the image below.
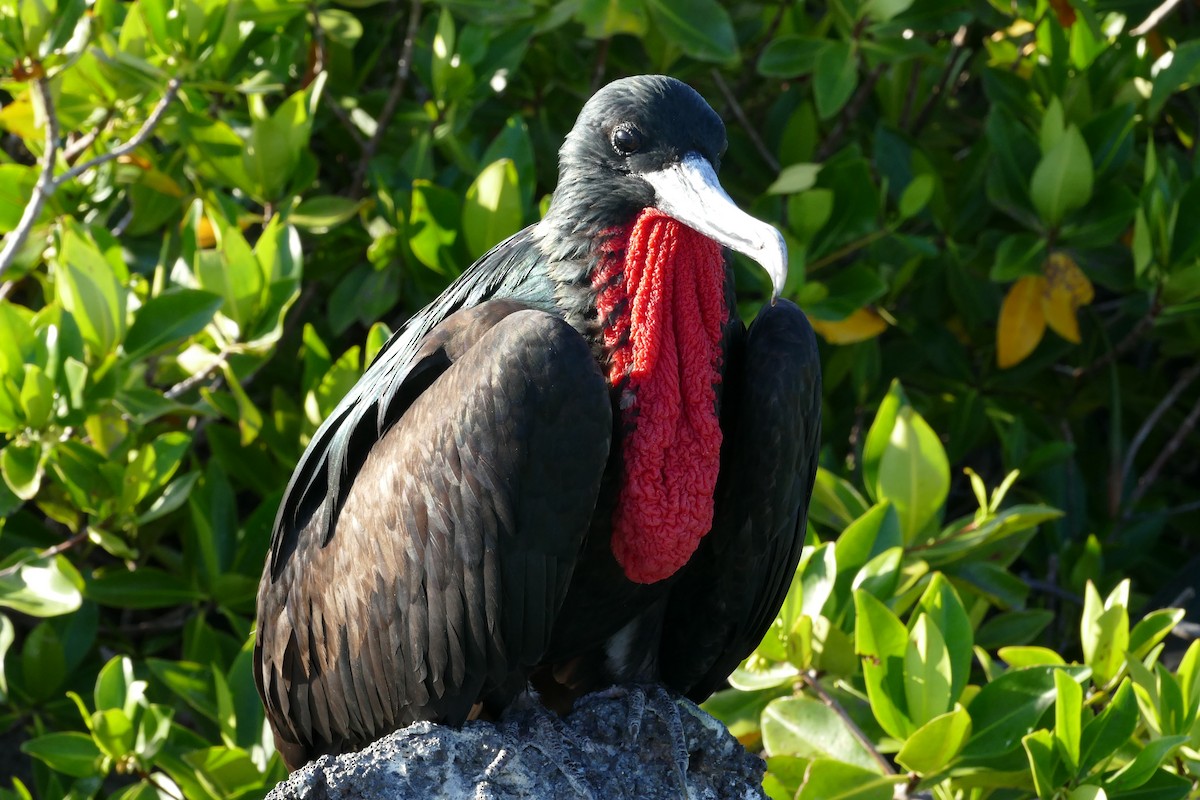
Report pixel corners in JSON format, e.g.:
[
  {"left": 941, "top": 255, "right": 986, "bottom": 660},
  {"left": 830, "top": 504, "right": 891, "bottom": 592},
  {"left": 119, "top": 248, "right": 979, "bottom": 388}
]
[{"left": 255, "top": 74, "right": 821, "bottom": 770}]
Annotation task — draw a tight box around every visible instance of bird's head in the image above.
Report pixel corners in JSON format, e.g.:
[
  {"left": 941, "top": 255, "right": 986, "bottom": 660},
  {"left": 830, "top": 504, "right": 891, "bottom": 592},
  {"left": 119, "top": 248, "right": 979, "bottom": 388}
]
[{"left": 541, "top": 75, "right": 787, "bottom": 299}]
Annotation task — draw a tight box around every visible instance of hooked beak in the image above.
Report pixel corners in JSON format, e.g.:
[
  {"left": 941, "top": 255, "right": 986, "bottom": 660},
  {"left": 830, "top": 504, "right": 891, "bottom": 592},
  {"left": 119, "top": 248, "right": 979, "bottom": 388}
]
[{"left": 641, "top": 152, "right": 788, "bottom": 301}]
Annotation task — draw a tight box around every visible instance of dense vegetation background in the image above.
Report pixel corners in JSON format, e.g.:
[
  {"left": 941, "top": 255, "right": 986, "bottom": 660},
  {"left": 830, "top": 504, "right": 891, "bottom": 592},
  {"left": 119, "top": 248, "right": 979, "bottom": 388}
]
[{"left": 0, "top": 0, "right": 1198, "bottom": 797}]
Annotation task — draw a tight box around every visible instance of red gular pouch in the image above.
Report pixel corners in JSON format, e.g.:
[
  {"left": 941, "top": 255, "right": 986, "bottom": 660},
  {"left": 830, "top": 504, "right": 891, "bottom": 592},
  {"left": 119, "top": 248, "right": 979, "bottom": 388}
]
[{"left": 592, "top": 208, "right": 730, "bottom": 584}]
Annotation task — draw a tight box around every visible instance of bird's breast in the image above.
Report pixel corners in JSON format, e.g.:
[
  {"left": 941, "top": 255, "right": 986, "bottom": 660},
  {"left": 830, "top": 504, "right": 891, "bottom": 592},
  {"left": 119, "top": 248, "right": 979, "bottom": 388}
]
[{"left": 590, "top": 210, "right": 729, "bottom": 584}]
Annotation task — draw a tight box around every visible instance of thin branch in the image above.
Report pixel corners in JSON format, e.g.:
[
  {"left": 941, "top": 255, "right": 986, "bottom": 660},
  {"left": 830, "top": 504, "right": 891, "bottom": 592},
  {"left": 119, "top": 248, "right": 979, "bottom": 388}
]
[
  {"left": 1070, "top": 296, "right": 1161, "bottom": 379},
  {"left": 0, "top": 77, "right": 59, "bottom": 280},
  {"left": 909, "top": 25, "right": 970, "bottom": 137},
  {"left": 311, "top": 2, "right": 365, "bottom": 149},
  {"left": 1128, "top": 391, "right": 1200, "bottom": 509},
  {"left": 0, "top": 531, "right": 87, "bottom": 580},
  {"left": 351, "top": 0, "right": 422, "bottom": 198},
  {"left": 800, "top": 671, "right": 896, "bottom": 776},
  {"left": 1118, "top": 361, "right": 1200, "bottom": 509},
  {"left": 1130, "top": 0, "right": 1184, "bottom": 35},
  {"left": 710, "top": 70, "right": 779, "bottom": 173},
  {"left": 0, "top": 75, "right": 182, "bottom": 282},
  {"left": 57, "top": 77, "right": 182, "bottom": 185},
  {"left": 806, "top": 228, "right": 891, "bottom": 274},
  {"left": 817, "top": 64, "right": 886, "bottom": 161},
  {"left": 590, "top": 37, "right": 610, "bottom": 94}
]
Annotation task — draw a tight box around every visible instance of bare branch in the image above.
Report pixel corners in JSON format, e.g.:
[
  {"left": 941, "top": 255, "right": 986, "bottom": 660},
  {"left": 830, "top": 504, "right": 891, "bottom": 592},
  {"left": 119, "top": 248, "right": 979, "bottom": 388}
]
[
  {"left": 1119, "top": 361, "right": 1200, "bottom": 510},
  {"left": 1130, "top": 0, "right": 1185, "bottom": 36},
  {"left": 0, "top": 75, "right": 182, "bottom": 283},
  {"left": 351, "top": 0, "right": 423, "bottom": 198},
  {"left": 0, "top": 531, "right": 87, "bottom": 580},
  {"left": 0, "top": 77, "right": 59, "bottom": 280},
  {"left": 910, "top": 25, "right": 970, "bottom": 137},
  {"left": 710, "top": 70, "right": 779, "bottom": 173},
  {"left": 801, "top": 670, "right": 896, "bottom": 776},
  {"left": 57, "top": 76, "right": 183, "bottom": 186},
  {"left": 1128, "top": 390, "right": 1200, "bottom": 510}
]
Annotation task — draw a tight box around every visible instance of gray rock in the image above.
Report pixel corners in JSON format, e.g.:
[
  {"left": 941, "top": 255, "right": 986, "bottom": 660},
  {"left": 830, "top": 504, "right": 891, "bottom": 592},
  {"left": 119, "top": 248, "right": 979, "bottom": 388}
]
[{"left": 267, "top": 687, "right": 767, "bottom": 800}]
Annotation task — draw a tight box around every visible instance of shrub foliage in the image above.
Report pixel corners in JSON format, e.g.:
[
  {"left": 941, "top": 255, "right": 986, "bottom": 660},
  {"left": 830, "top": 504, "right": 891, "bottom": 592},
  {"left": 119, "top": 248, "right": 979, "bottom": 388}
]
[{"left": 0, "top": 0, "right": 1198, "bottom": 797}]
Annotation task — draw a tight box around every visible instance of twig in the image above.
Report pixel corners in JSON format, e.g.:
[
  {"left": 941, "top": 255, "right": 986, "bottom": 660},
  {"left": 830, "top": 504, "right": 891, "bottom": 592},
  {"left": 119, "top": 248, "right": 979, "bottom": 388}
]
[
  {"left": 806, "top": 228, "right": 891, "bottom": 274},
  {"left": 57, "top": 77, "right": 183, "bottom": 185},
  {"left": 590, "top": 37, "right": 610, "bottom": 94},
  {"left": 1118, "top": 361, "right": 1200, "bottom": 510},
  {"left": 0, "top": 75, "right": 182, "bottom": 281},
  {"left": 710, "top": 70, "right": 779, "bottom": 172},
  {"left": 0, "top": 77, "right": 58, "bottom": 280},
  {"left": 0, "top": 531, "right": 87, "bottom": 580},
  {"left": 816, "top": 64, "right": 886, "bottom": 161},
  {"left": 898, "top": 62, "right": 922, "bottom": 130},
  {"left": 1128, "top": 391, "right": 1200, "bottom": 509},
  {"left": 61, "top": 125, "right": 101, "bottom": 164},
  {"left": 351, "top": 0, "right": 422, "bottom": 198},
  {"left": 909, "top": 25, "right": 970, "bottom": 137},
  {"left": 164, "top": 348, "right": 232, "bottom": 399},
  {"left": 800, "top": 671, "right": 896, "bottom": 776},
  {"left": 1070, "top": 296, "right": 1161, "bottom": 378},
  {"left": 1130, "top": 0, "right": 1184, "bottom": 35},
  {"left": 311, "top": 2, "right": 365, "bottom": 149}
]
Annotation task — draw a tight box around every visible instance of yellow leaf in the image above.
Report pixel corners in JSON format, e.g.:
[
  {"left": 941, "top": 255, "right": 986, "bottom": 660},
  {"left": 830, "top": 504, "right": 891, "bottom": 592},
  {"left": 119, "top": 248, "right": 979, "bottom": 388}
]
[
  {"left": 808, "top": 307, "right": 888, "bottom": 345},
  {"left": 0, "top": 92, "right": 38, "bottom": 142},
  {"left": 997, "top": 276, "right": 1047, "bottom": 368},
  {"left": 1041, "top": 252, "right": 1094, "bottom": 344}
]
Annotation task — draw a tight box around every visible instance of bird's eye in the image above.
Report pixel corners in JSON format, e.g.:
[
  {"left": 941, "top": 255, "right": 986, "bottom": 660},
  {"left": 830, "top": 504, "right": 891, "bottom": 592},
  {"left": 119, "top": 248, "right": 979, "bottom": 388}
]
[{"left": 611, "top": 125, "right": 644, "bottom": 155}]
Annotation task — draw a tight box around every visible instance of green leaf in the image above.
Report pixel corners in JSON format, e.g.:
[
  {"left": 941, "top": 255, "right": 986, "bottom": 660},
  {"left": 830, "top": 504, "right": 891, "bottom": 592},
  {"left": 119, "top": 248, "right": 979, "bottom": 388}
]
[
  {"left": 146, "top": 658, "right": 217, "bottom": 721},
  {"left": 1054, "top": 667, "right": 1082, "bottom": 773},
  {"left": 861, "top": 380, "right": 905, "bottom": 502},
  {"left": 95, "top": 655, "right": 144, "bottom": 715},
  {"left": 758, "top": 35, "right": 827, "bottom": 79},
  {"left": 905, "top": 614, "right": 952, "bottom": 727},
  {"left": 1106, "top": 735, "right": 1189, "bottom": 791},
  {"left": 123, "top": 289, "right": 223, "bottom": 361},
  {"left": 644, "top": 0, "right": 736, "bottom": 63},
  {"left": 768, "top": 163, "right": 822, "bottom": 195},
  {"left": 1, "top": 441, "right": 43, "bottom": 500},
  {"left": 1030, "top": 124, "right": 1094, "bottom": 227},
  {"left": 0, "top": 613, "right": 12, "bottom": 701},
  {"left": 855, "top": 590, "right": 912, "bottom": 739},
  {"left": 863, "top": 0, "right": 914, "bottom": 23},
  {"left": 1023, "top": 728, "right": 1061, "bottom": 800},
  {"left": 462, "top": 158, "right": 524, "bottom": 259},
  {"left": 814, "top": 40, "right": 858, "bottom": 120},
  {"left": 964, "top": 666, "right": 1089, "bottom": 759},
  {"left": 912, "top": 574, "right": 972, "bottom": 706},
  {"left": 0, "top": 552, "right": 84, "bottom": 617},
  {"left": 193, "top": 207, "right": 265, "bottom": 333},
  {"left": 1081, "top": 581, "right": 1129, "bottom": 688},
  {"left": 56, "top": 220, "right": 127, "bottom": 360},
  {"left": 21, "top": 621, "right": 65, "bottom": 701},
  {"left": 91, "top": 708, "right": 135, "bottom": 759},
  {"left": 762, "top": 695, "right": 882, "bottom": 772},
  {"left": 576, "top": 0, "right": 649, "bottom": 39},
  {"left": 796, "top": 759, "right": 900, "bottom": 799},
  {"left": 998, "top": 646, "right": 1067, "bottom": 668},
  {"left": 875, "top": 404, "right": 950, "bottom": 543},
  {"left": 898, "top": 174, "right": 934, "bottom": 219},
  {"left": 86, "top": 568, "right": 201, "bottom": 609},
  {"left": 1079, "top": 679, "right": 1137, "bottom": 775},
  {"left": 1127, "top": 608, "right": 1183, "bottom": 661},
  {"left": 895, "top": 705, "right": 971, "bottom": 774},
  {"left": 290, "top": 195, "right": 364, "bottom": 233},
  {"left": 21, "top": 732, "right": 105, "bottom": 778},
  {"left": 991, "top": 233, "right": 1047, "bottom": 281},
  {"left": 245, "top": 72, "right": 326, "bottom": 202}
]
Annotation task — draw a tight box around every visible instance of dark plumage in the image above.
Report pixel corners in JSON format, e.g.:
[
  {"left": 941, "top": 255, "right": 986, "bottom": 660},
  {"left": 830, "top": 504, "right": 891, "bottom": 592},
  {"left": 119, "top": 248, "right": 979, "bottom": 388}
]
[{"left": 255, "top": 75, "right": 821, "bottom": 771}]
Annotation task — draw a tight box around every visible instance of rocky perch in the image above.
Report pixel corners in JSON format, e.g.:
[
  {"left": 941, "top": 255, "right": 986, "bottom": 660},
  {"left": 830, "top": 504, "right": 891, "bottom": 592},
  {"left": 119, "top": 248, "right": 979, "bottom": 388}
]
[{"left": 266, "top": 687, "right": 768, "bottom": 800}]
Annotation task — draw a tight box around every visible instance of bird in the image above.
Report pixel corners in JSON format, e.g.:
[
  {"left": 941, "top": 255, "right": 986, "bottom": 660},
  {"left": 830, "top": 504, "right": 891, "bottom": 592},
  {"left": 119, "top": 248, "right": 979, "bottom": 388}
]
[{"left": 254, "top": 74, "right": 822, "bottom": 771}]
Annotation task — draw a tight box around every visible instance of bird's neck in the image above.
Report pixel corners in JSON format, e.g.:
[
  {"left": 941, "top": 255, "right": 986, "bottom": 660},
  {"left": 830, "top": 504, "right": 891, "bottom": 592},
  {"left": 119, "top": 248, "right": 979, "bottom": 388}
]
[{"left": 588, "top": 209, "right": 729, "bottom": 584}]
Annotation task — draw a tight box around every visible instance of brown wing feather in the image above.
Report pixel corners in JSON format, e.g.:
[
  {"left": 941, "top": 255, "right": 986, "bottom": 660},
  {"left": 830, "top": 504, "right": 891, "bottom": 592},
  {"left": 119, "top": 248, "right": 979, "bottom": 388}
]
[{"left": 255, "top": 302, "right": 612, "bottom": 768}]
